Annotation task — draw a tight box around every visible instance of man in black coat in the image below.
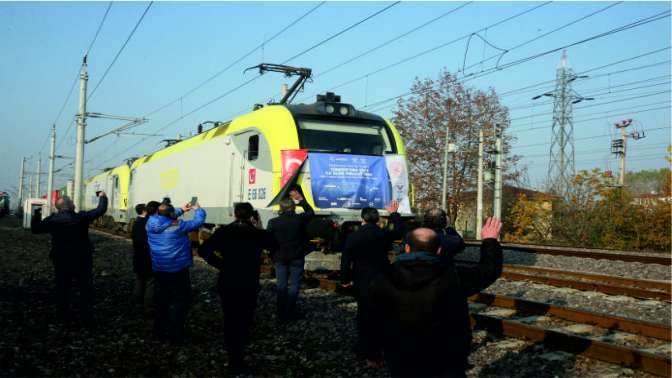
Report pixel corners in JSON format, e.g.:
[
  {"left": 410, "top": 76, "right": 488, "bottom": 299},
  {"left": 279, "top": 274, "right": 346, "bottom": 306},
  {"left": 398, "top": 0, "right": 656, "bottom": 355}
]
[
  {"left": 31, "top": 192, "right": 108, "bottom": 326},
  {"left": 339, "top": 201, "right": 404, "bottom": 360},
  {"left": 267, "top": 189, "right": 314, "bottom": 322},
  {"left": 131, "top": 202, "right": 157, "bottom": 314},
  {"left": 198, "top": 202, "right": 277, "bottom": 374},
  {"left": 368, "top": 218, "right": 503, "bottom": 377},
  {"left": 422, "top": 208, "right": 466, "bottom": 263}
]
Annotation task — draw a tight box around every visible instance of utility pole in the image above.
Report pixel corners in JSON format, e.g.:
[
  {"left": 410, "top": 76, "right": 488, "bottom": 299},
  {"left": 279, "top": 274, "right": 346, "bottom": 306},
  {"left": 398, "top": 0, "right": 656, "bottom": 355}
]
[
  {"left": 493, "top": 124, "right": 503, "bottom": 221},
  {"left": 47, "top": 125, "right": 56, "bottom": 215},
  {"left": 611, "top": 118, "right": 645, "bottom": 186},
  {"left": 476, "top": 129, "right": 484, "bottom": 239},
  {"left": 36, "top": 155, "right": 41, "bottom": 198},
  {"left": 17, "top": 157, "right": 25, "bottom": 210},
  {"left": 441, "top": 126, "right": 455, "bottom": 210},
  {"left": 74, "top": 56, "right": 88, "bottom": 210}
]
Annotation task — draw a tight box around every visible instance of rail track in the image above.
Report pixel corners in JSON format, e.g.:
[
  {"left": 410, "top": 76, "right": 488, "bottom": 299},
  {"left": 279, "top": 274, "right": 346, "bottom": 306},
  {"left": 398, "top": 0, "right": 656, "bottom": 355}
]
[
  {"left": 465, "top": 240, "right": 672, "bottom": 266},
  {"left": 487, "top": 264, "right": 671, "bottom": 302},
  {"left": 314, "top": 276, "right": 671, "bottom": 376},
  {"left": 90, "top": 225, "right": 671, "bottom": 375}
]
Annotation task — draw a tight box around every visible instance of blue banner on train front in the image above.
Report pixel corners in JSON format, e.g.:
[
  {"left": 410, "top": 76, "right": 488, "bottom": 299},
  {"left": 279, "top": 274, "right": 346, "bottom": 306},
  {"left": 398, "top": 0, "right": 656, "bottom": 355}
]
[{"left": 308, "top": 153, "right": 390, "bottom": 209}]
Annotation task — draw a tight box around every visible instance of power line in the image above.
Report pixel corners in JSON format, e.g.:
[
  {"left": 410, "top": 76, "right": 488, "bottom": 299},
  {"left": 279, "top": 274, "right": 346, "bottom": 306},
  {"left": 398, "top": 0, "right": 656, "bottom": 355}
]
[
  {"left": 460, "top": 2, "right": 623, "bottom": 75},
  {"left": 511, "top": 103, "right": 671, "bottom": 132},
  {"left": 521, "top": 143, "right": 670, "bottom": 159},
  {"left": 88, "top": 1, "right": 154, "bottom": 101},
  {"left": 509, "top": 89, "right": 671, "bottom": 122},
  {"left": 366, "top": 38, "right": 670, "bottom": 114},
  {"left": 281, "top": 1, "right": 401, "bottom": 65},
  {"left": 506, "top": 75, "right": 671, "bottom": 110},
  {"left": 300, "top": 2, "right": 553, "bottom": 102},
  {"left": 86, "top": 1, "right": 114, "bottom": 56},
  {"left": 316, "top": 1, "right": 472, "bottom": 79},
  {"left": 92, "top": 2, "right": 401, "bottom": 171},
  {"left": 143, "top": 1, "right": 326, "bottom": 118},
  {"left": 461, "top": 9, "right": 671, "bottom": 82},
  {"left": 42, "top": 3, "right": 115, "bottom": 154},
  {"left": 498, "top": 47, "right": 671, "bottom": 98},
  {"left": 513, "top": 126, "right": 668, "bottom": 149}
]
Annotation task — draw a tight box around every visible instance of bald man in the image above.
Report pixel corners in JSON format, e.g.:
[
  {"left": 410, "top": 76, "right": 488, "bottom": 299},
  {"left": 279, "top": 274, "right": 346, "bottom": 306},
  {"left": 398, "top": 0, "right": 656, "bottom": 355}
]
[
  {"left": 368, "top": 218, "right": 503, "bottom": 377},
  {"left": 31, "top": 192, "right": 108, "bottom": 327}
]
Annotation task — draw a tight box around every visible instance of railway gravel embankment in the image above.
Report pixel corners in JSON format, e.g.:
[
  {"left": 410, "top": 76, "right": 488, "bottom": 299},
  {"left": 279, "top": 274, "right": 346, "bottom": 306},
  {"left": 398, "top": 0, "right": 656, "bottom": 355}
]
[
  {"left": 458, "top": 246, "right": 671, "bottom": 325},
  {"left": 0, "top": 216, "right": 664, "bottom": 377}
]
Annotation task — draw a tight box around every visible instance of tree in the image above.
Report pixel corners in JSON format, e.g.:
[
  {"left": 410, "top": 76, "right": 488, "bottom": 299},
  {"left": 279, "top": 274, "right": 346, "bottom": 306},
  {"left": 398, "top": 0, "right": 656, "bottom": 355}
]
[
  {"left": 392, "top": 70, "right": 521, "bottom": 223},
  {"left": 507, "top": 167, "right": 671, "bottom": 252}
]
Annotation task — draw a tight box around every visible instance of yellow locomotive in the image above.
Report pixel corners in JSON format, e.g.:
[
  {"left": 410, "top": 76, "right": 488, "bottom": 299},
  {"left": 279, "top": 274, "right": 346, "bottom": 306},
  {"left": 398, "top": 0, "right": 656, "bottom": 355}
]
[{"left": 82, "top": 64, "right": 412, "bottom": 245}]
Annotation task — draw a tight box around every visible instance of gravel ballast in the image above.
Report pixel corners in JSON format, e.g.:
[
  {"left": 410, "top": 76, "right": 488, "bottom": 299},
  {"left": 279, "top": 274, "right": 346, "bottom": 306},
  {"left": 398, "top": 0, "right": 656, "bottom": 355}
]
[{"left": 0, "top": 217, "right": 663, "bottom": 377}]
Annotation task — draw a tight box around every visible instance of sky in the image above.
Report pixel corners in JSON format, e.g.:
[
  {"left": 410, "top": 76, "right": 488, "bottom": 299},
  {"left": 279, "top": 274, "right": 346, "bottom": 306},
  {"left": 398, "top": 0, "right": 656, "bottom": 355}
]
[{"left": 1, "top": 0, "right": 670, "bottom": 199}]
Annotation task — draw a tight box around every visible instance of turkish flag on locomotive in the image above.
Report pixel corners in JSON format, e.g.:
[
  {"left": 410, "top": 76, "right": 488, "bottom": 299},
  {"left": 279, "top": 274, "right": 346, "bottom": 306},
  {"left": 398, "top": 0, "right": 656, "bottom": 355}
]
[{"left": 280, "top": 149, "right": 308, "bottom": 186}]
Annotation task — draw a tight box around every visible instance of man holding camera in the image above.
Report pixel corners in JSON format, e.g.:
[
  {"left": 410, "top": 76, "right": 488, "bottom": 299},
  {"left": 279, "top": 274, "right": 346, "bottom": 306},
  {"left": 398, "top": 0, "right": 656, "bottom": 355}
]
[
  {"left": 147, "top": 200, "right": 206, "bottom": 345},
  {"left": 31, "top": 191, "right": 108, "bottom": 327}
]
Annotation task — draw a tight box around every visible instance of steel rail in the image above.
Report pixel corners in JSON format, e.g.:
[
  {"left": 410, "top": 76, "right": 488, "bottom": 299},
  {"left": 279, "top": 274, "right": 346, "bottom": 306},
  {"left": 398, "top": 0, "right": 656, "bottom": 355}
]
[
  {"left": 500, "top": 270, "right": 671, "bottom": 302},
  {"left": 470, "top": 293, "right": 671, "bottom": 341},
  {"left": 470, "top": 314, "right": 671, "bottom": 377},
  {"left": 80, "top": 227, "right": 672, "bottom": 377},
  {"left": 502, "top": 264, "right": 671, "bottom": 294},
  {"left": 464, "top": 240, "right": 671, "bottom": 265},
  {"left": 313, "top": 275, "right": 671, "bottom": 376}
]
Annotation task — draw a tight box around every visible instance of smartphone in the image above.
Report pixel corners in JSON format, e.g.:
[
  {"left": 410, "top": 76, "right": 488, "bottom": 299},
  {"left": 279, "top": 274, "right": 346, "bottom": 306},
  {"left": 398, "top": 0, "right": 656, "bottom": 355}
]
[{"left": 190, "top": 196, "right": 198, "bottom": 206}]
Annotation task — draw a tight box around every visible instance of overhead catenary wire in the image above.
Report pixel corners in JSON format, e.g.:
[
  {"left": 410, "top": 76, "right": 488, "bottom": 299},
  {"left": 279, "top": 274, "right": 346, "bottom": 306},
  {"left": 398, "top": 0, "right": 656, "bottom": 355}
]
[
  {"left": 461, "top": 1, "right": 623, "bottom": 75},
  {"left": 88, "top": 1, "right": 154, "bottom": 101},
  {"left": 281, "top": 1, "right": 401, "bottom": 65},
  {"left": 509, "top": 90, "right": 671, "bottom": 122},
  {"left": 143, "top": 1, "right": 326, "bottom": 118},
  {"left": 498, "top": 46, "right": 671, "bottom": 98},
  {"left": 44, "top": 2, "right": 115, "bottom": 155},
  {"left": 316, "top": 1, "right": 473, "bottom": 79},
  {"left": 506, "top": 75, "right": 671, "bottom": 110},
  {"left": 362, "top": 11, "right": 671, "bottom": 114},
  {"left": 296, "top": 1, "right": 553, "bottom": 103},
  {"left": 462, "top": 9, "right": 671, "bottom": 81},
  {"left": 92, "top": 1, "right": 402, "bottom": 172},
  {"left": 510, "top": 127, "right": 668, "bottom": 154},
  {"left": 510, "top": 103, "right": 671, "bottom": 132},
  {"left": 86, "top": 1, "right": 114, "bottom": 57}
]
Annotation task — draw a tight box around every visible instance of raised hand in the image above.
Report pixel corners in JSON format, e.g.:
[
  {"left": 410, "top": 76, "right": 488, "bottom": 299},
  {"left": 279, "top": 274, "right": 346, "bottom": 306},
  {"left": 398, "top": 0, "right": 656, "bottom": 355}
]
[
  {"left": 386, "top": 199, "right": 399, "bottom": 214},
  {"left": 289, "top": 189, "right": 303, "bottom": 202},
  {"left": 481, "top": 217, "right": 502, "bottom": 240}
]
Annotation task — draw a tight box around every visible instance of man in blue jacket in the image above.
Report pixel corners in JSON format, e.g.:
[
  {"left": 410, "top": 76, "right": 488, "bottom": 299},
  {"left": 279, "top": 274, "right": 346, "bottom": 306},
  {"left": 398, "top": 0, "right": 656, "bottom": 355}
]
[{"left": 147, "top": 200, "right": 206, "bottom": 345}]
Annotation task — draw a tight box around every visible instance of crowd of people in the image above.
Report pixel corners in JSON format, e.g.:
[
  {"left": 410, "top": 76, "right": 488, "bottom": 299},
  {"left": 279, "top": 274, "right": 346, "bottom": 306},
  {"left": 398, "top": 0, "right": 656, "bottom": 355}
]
[{"left": 31, "top": 187, "right": 503, "bottom": 377}]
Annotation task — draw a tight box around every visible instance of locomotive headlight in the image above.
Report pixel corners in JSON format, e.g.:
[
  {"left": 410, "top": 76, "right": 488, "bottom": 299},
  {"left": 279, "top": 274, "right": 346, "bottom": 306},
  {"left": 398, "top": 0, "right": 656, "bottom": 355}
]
[
  {"left": 339, "top": 105, "right": 349, "bottom": 116},
  {"left": 325, "top": 104, "right": 335, "bottom": 114}
]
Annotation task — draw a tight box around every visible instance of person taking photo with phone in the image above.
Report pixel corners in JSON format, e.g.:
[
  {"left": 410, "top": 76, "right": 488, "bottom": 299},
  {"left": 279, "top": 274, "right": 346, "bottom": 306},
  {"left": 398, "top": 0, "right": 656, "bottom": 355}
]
[{"left": 147, "top": 199, "right": 206, "bottom": 345}]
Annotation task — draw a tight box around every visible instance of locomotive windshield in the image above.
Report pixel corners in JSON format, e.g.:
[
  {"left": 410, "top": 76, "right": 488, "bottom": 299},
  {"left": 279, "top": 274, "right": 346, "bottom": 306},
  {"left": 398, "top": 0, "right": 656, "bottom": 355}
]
[{"left": 297, "top": 119, "right": 396, "bottom": 155}]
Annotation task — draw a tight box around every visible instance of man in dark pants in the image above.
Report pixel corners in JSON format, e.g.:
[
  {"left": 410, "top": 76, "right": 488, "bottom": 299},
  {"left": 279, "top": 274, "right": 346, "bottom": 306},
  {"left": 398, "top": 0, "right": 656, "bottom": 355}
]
[
  {"left": 339, "top": 201, "right": 404, "bottom": 362},
  {"left": 267, "top": 189, "right": 314, "bottom": 322},
  {"left": 31, "top": 192, "right": 108, "bottom": 327},
  {"left": 198, "top": 202, "right": 277, "bottom": 374},
  {"left": 422, "top": 208, "right": 466, "bottom": 263},
  {"left": 131, "top": 203, "right": 154, "bottom": 314},
  {"left": 368, "top": 218, "right": 503, "bottom": 377},
  {"left": 147, "top": 201, "right": 206, "bottom": 345}
]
